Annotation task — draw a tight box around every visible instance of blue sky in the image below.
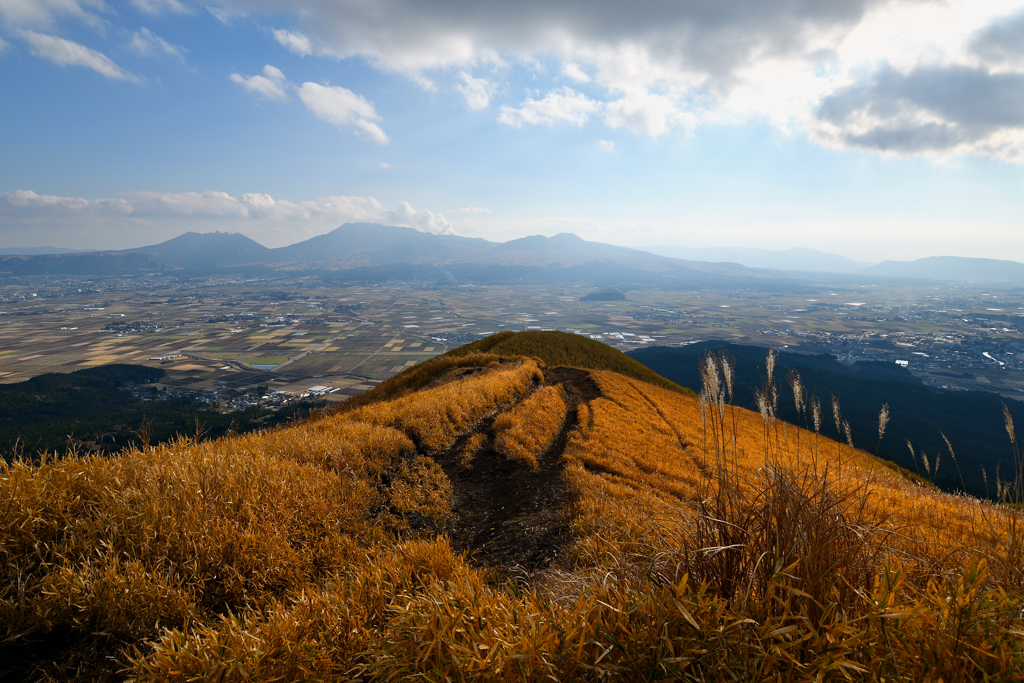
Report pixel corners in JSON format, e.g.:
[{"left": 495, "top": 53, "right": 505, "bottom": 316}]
[{"left": 2, "top": 0, "right": 1023, "bottom": 262}]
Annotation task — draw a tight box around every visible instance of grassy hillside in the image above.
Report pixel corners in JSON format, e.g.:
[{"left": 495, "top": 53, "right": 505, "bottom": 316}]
[
  {"left": 453, "top": 330, "right": 695, "bottom": 396},
  {"left": 631, "top": 341, "right": 1024, "bottom": 498},
  {"left": 334, "top": 330, "right": 693, "bottom": 414},
  {"left": 2, "top": 343, "right": 1024, "bottom": 681}
]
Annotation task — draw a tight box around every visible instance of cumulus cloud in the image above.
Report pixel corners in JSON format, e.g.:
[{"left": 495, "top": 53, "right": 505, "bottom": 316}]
[
  {"left": 273, "top": 28, "right": 312, "bottom": 56},
  {"left": 205, "top": 0, "right": 885, "bottom": 140},
  {"left": 596, "top": 139, "right": 614, "bottom": 153},
  {"left": 970, "top": 10, "right": 1024, "bottom": 67},
  {"left": 214, "top": 0, "right": 876, "bottom": 78},
  {"left": 297, "top": 81, "right": 389, "bottom": 144},
  {"left": 18, "top": 30, "right": 141, "bottom": 82},
  {"left": 0, "top": 189, "right": 453, "bottom": 247},
  {"left": 197, "top": 0, "right": 1024, "bottom": 159},
  {"left": 129, "top": 27, "right": 186, "bottom": 60},
  {"left": 230, "top": 64, "right": 288, "bottom": 100},
  {"left": 498, "top": 87, "right": 600, "bottom": 128},
  {"left": 455, "top": 71, "right": 495, "bottom": 110},
  {"left": 815, "top": 64, "right": 1024, "bottom": 160},
  {"left": 604, "top": 90, "right": 695, "bottom": 138},
  {"left": 131, "top": 0, "right": 190, "bottom": 15},
  {"left": 229, "top": 64, "right": 389, "bottom": 143},
  {"left": 561, "top": 62, "right": 590, "bottom": 83}
]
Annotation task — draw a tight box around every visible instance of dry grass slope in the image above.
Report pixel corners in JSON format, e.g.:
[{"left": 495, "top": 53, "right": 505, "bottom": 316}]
[
  {"left": 2, "top": 336, "right": 1023, "bottom": 681},
  {"left": 493, "top": 384, "right": 567, "bottom": 468}
]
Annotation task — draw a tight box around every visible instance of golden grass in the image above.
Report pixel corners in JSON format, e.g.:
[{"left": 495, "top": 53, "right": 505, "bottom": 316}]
[
  {"left": 458, "top": 433, "right": 487, "bottom": 470},
  {"left": 0, "top": 359, "right": 538, "bottom": 648},
  {"left": 346, "top": 359, "right": 542, "bottom": 452},
  {"left": 452, "top": 330, "right": 695, "bottom": 396},
  {"left": 492, "top": 385, "right": 567, "bottom": 469},
  {"left": 4, "top": 344, "right": 1024, "bottom": 681}
]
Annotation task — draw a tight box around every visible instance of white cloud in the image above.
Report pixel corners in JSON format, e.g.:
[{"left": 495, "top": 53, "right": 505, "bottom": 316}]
[
  {"left": 452, "top": 206, "right": 491, "bottom": 214},
  {"left": 18, "top": 30, "right": 141, "bottom": 82},
  {"left": 0, "top": 0, "right": 107, "bottom": 29},
  {"left": 0, "top": 36, "right": 9, "bottom": 53},
  {"left": 229, "top": 65, "right": 389, "bottom": 143},
  {"left": 1, "top": 189, "right": 133, "bottom": 215},
  {"left": 561, "top": 62, "right": 590, "bottom": 83},
  {"left": 604, "top": 90, "right": 696, "bottom": 138},
  {"left": 455, "top": 71, "right": 495, "bottom": 110},
  {"left": 230, "top": 64, "right": 288, "bottom": 101},
  {"left": 204, "top": 0, "right": 1024, "bottom": 160},
  {"left": 0, "top": 189, "right": 453, "bottom": 247},
  {"left": 273, "top": 28, "right": 312, "bottom": 56},
  {"left": 596, "top": 139, "right": 614, "bottom": 152},
  {"left": 498, "top": 87, "right": 600, "bottom": 128},
  {"left": 129, "top": 27, "right": 186, "bottom": 60},
  {"left": 297, "top": 81, "right": 389, "bottom": 144},
  {"left": 131, "top": 0, "right": 189, "bottom": 15},
  {"left": 812, "top": 64, "right": 1024, "bottom": 161}
]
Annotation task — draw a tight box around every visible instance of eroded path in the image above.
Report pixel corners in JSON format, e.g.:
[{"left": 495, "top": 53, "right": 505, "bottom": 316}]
[{"left": 431, "top": 367, "right": 600, "bottom": 574}]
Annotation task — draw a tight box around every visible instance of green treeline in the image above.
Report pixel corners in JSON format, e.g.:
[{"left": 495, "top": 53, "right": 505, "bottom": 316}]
[{"left": 0, "top": 364, "right": 319, "bottom": 461}]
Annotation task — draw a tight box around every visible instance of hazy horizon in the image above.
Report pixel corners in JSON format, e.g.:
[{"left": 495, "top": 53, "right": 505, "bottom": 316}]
[{"left": 2, "top": 0, "right": 1023, "bottom": 261}]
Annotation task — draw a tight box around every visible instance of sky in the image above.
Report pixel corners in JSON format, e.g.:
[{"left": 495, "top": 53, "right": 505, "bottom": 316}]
[{"left": 1, "top": 0, "right": 1023, "bottom": 263}]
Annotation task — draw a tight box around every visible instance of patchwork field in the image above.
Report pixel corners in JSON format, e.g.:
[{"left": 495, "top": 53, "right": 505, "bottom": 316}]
[{"left": 2, "top": 275, "right": 1023, "bottom": 402}]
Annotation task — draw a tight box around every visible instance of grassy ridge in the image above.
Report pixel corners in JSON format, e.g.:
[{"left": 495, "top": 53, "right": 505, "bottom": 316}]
[
  {"left": 4, "top": 338, "right": 1024, "bottom": 680},
  {"left": 331, "top": 331, "right": 693, "bottom": 415},
  {"left": 453, "top": 330, "right": 695, "bottom": 396}
]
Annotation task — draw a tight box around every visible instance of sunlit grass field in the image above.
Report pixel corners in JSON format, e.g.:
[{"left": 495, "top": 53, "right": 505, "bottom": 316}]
[{"left": 2, "top": 334, "right": 1023, "bottom": 681}]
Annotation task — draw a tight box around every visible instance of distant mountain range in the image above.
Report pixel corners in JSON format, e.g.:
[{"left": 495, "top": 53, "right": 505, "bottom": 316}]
[
  {"left": 0, "top": 246, "right": 98, "bottom": 255},
  {"left": 643, "top": 246, "right": 873, "bottom": 273},
  {"left": 2, "top": 226, "right": 1023, "bottom": 285},
  {"left": 0, "top": 226, "right": 778, "bottom": 287},
  {"left": 861, "top": 256, "right": 1024, "bottom": 282}
]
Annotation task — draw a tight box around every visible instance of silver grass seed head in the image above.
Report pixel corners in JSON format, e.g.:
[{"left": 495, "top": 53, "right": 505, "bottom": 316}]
[
  {"left": 878, "top": 403, "right": 890, "bottom": 441},
  {"left": 720, "top": 354, "right": 734, "bottom": 401},
  {"left": 755, "top": 389, "right": 769, "bottom": 423},
  {"left": 789, "top": 371, "right": 804, "bottom": 414},
  {"left": 832, "top": 395, "right": 842, "bottom": 433},
  {"left": 1004, "top": 404, "right": 1016, "bottom": 445},
  {"left": 942, "top": 432, "right": 956, "bottom": 461},
  {"left": 703, "top": 355, "right": 721, "bottom": 401}
]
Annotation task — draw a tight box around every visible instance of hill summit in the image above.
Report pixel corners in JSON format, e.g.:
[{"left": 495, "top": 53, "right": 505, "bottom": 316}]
[{"left": 2, "top": 332, "right": 1023, "bottom": 681}]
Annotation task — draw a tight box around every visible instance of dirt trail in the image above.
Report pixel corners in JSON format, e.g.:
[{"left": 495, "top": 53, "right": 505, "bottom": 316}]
[{"left": 431, "top": 367, "right": 600, "bottom": 575}]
